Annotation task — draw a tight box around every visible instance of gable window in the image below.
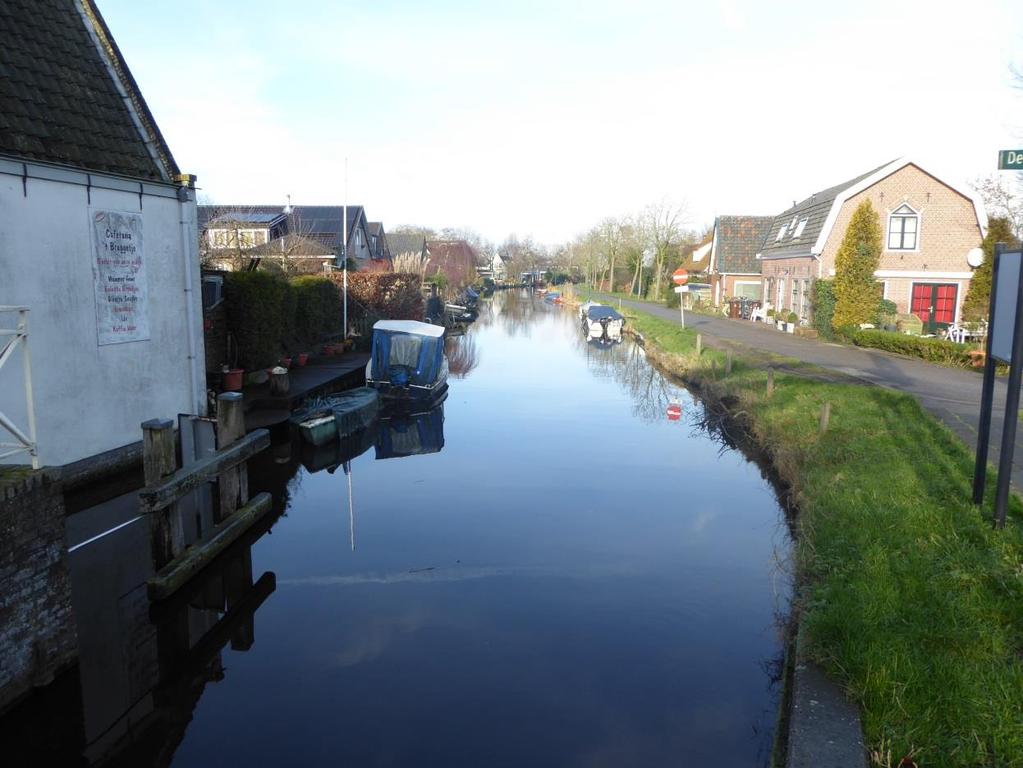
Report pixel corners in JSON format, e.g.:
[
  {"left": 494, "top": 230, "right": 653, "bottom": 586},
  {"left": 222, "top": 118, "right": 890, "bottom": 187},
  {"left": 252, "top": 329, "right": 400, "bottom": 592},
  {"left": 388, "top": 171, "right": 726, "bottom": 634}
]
[{"left": 887, "top": 204, "right": 919, "bottom": 250}]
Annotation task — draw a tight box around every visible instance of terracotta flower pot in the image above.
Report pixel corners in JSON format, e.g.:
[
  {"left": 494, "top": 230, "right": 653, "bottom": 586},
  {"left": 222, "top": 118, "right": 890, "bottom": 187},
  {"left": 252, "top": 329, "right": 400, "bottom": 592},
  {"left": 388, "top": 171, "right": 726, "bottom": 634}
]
[
  {"left": 222, "top": 368, "right": 244, "bottom": 392},
  {"left": 297, "top": 353, "right": 308, "bottom": 367}
]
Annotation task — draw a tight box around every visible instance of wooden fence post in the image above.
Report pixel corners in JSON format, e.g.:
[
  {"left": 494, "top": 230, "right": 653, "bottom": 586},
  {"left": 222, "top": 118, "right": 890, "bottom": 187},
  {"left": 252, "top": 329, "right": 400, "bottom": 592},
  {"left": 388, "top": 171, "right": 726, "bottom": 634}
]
[
  {"left": 819, "top": 401, "right": 832, "bottom": 434},
  {"left": 725, "top": 350, "right": 733, "bottom": 375},
  {"left": 143, "top": 418, "right": 178, "bottom": 569},
  {"left": 696, "top": 334, "right": 702, "bottom": 356},
  {"left": 217, "top": 393, "right": 248, "bottom": 521},
  {"left": 767, "top": 368, "right": 775, "bottom": 399}
]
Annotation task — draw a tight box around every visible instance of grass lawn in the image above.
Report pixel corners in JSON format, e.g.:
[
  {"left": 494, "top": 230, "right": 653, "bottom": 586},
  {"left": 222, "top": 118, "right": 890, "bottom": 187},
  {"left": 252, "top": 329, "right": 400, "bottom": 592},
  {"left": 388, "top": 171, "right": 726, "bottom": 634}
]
[{"left": 623, "top": 307, "right": 1023, "bottom": 767}]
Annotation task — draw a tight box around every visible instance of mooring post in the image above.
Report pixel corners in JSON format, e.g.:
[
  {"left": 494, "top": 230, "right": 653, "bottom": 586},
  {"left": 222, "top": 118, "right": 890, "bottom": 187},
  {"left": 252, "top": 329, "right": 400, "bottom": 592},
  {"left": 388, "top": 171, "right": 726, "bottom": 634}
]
[
  {"left": 696, "top": 334, "right": 702, "bottom": 356},
  {"left": 143, "top": 418, "right": 178, "bottom": 570},
  {"left": 725, "top": 350, "right": 733, "bottom": 375},
  {"left": 225, "top": 548, "right": 255, "bottom": 651},
  {"left": 767, "top": 368, "right": 775, "bottom": 399},
  {"left": 819, "top": 401, "right": 832, "bottom": 434},
  {"left": 217, "top": 393, "right": 248, "bottom": 520}
]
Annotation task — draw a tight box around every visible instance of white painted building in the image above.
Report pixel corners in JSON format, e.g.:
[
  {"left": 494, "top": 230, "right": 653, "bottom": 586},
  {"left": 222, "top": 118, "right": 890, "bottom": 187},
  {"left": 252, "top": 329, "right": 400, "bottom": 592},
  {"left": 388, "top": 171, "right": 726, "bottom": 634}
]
[{"left": 0, "top": 0, "right": 204, "bottom": 469}]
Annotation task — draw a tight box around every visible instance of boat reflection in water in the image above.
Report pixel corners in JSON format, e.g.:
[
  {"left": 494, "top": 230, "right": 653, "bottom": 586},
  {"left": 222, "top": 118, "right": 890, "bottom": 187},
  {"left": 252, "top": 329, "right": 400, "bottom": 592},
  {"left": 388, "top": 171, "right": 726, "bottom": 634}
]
[{"left": 375, "top": 403, "right": 445, "bottom": 460}]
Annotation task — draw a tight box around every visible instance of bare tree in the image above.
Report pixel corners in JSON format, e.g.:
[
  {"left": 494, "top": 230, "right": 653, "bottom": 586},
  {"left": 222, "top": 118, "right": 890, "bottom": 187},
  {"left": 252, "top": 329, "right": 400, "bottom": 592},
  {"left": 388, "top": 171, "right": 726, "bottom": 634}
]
[
  {"left": 974, "top": 174, "right": 1023, "bottom": 241},
  {"left": 641, "top": 199, "right": 690, "bottom": 300}
]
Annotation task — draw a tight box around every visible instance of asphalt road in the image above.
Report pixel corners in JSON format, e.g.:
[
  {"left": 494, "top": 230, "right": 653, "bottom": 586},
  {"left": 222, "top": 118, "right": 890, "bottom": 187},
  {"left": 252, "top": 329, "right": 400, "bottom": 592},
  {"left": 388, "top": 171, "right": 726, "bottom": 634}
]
[{"left": 595, "top": 293, "right": 1023, "bottom": 494}]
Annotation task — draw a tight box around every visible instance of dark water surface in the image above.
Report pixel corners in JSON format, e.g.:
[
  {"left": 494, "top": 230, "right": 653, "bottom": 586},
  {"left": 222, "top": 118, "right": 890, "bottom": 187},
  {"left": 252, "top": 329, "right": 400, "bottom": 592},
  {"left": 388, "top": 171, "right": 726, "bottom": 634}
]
[{"left": 10, "top": 290, "right": 793, "bottom": 767}]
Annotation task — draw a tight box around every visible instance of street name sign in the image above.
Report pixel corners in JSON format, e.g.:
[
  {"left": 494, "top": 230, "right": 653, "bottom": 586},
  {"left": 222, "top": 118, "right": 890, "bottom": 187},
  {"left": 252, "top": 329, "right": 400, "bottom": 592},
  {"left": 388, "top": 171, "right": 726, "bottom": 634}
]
[{"left": 998, "top": 150, "right": 1023, "bottom": 170}]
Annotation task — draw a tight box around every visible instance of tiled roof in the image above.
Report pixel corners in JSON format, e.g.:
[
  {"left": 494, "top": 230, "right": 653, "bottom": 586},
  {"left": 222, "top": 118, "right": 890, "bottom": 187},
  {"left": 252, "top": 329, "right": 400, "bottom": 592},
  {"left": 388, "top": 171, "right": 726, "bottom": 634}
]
[
  {"left": 387, "top": 233, "right": 427, "bottom": 258},
  {"left": 247, "top": 234, "right": 335, "bottom": 258},
  {"left": 760, "top": 162, "right": 894, "bottom": 259},
  {"left": 0, "top": 0, "right": 177, "bottom": 181},
  {"left": 198, "top": 205, "right": 366, "bottom": 254},
  {"left": 713, "top": 216, "right": 774, "bottom": 274}
]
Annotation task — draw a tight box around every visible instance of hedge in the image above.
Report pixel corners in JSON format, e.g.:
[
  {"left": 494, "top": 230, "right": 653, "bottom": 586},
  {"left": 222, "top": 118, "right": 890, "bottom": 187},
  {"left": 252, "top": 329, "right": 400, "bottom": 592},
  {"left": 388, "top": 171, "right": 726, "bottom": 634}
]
[
  {"left": 329, "top": 272, "right": 423, "bottom": 321},
  {"left": 292, "top": 276, "right": 342, "bottom": 346},
  {"left": 851, "top": 329, "right": 974, "bottom": 367},
  {"left": 224, "top": 271, "right": 295, "bottom": 370}
]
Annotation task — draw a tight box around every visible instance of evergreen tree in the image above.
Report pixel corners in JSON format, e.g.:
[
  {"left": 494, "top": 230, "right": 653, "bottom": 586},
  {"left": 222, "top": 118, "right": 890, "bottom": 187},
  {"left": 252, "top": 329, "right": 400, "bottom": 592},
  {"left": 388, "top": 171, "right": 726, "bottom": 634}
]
[
  {"left": 962, "top": 217, "right": 1018, "bottom": 321},
  {"left": 832, "top": 200, "right": 882, "bottom": 329}
]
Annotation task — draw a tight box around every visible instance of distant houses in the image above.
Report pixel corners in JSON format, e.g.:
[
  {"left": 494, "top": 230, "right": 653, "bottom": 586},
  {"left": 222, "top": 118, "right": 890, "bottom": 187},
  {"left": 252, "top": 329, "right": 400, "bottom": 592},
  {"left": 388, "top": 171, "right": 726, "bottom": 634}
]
[{"left": 198, "top": 204, "right": 391, "bottom": 273}]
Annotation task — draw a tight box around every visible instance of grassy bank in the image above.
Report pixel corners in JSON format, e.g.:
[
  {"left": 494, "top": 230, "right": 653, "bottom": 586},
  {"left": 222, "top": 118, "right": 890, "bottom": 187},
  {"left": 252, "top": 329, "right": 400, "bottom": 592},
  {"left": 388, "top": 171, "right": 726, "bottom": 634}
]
[{"left": 623, "top": 308, "right": 1023, "bottom": 767}]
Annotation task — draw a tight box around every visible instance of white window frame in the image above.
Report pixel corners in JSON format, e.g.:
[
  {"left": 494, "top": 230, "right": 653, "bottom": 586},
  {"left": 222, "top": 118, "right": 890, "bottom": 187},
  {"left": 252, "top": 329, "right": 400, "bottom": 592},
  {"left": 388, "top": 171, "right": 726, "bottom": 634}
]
[
  {"left": 776, "top": 224, "right": 787, "bottom": 241},
  {"left": 886, "top": 204, "right": 920, "bottom": 252},
  {"left": 793, "top": 218, "right": 808, "bottom": 238}
]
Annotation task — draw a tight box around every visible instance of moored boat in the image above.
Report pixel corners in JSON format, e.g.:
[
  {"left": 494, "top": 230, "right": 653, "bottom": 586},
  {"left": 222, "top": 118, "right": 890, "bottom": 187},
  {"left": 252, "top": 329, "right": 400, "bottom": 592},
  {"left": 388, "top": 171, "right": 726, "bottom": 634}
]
[
  {"left": 291, "top": 386, "right": 379, "bottom": 446},
  {"left": 582, "top": 305, "right": 625, "bottom": 343},
  {"left": 367, "top": 320, "right": 449, "bottom": 408}
]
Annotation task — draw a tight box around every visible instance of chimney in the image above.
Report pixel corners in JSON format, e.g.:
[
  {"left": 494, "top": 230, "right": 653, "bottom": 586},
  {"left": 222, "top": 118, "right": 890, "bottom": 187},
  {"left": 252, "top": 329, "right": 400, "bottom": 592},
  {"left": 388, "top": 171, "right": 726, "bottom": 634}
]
[{"left": 283, "top": 194, "right": 292, "bottom": 214}]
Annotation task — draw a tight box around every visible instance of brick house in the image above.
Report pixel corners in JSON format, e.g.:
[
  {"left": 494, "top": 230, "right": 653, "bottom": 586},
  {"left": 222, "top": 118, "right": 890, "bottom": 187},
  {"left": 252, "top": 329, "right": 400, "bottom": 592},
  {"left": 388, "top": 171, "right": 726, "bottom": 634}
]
[
  {"left": 759, "top": 159, "right": 986, "bottom": 332},
  {"left": 708, "top": 215, "right": 774, "bottom": 306}
]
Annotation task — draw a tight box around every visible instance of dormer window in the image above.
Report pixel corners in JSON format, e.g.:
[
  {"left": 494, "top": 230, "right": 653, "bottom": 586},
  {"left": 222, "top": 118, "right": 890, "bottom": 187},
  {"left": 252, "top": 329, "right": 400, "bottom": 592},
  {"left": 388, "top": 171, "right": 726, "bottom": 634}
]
[{"left": 887, "top": 204, "right": 919, "bottom": 250}]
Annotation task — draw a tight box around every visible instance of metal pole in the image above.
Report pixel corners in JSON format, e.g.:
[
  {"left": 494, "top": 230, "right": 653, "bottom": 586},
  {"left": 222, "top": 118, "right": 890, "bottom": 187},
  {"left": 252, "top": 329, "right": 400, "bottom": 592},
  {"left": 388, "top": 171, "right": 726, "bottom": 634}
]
[
  {"left": 973, "top": 244, "right": 1003, "bottom": 505},
  {"left": 679, "top": 288, "right": 685, "bottom": 329},
  {"left": 994, "top": 250, "right": 1023, "bottom": 528},
  {"left": 343, "top": 158, "right": 348, "bottom": 341},
  {"left": 19, "top": 310, "right": 38, "bottom": 469}
]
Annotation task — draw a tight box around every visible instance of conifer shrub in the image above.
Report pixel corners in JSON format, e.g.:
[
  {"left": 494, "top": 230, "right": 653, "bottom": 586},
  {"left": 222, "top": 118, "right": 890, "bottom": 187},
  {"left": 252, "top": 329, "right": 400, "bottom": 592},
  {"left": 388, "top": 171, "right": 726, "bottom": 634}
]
[
  {"left": 833, "top": 200, "right": 883, "bottom": 328},
  {"left": 962, "top": 217, "right": 1019, "bottom": 322}
]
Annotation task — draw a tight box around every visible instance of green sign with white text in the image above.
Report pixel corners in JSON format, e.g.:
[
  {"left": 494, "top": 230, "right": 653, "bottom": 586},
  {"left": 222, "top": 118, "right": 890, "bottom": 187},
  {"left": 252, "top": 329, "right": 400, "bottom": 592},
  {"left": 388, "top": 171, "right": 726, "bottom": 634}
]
[{"left": 999, "top": 150, "right": 1023, "bottom": 170}]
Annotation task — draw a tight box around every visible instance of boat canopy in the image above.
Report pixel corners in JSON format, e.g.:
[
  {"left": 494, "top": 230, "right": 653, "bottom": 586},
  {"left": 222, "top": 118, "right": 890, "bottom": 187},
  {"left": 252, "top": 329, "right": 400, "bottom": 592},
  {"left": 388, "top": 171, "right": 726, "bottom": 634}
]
[
  {"left": 370, "top": 321, "right": 446, "bottom": 388},
  {"left": 586, "top": 306, "right": 624, "bottom": 321},
  {"left": 372, "top": 319, "right": 445, "bottom": 338}
]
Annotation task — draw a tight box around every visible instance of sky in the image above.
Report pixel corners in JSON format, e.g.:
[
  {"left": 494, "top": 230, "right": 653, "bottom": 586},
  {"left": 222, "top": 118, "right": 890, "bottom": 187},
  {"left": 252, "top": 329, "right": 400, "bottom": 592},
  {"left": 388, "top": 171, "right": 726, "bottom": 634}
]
[{"left": 100, "top": 0, "right": 1023, "bottom": 245}]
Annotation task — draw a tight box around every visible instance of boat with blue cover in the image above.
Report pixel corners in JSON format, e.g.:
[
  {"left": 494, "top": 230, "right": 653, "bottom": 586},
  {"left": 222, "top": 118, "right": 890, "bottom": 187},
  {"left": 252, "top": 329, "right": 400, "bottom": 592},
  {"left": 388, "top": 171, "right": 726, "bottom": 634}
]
[
  {"left": 366, "top": 320, "right": 449, "bottom": 408},
  {"left": 582, "top": 305, "right": 625, "bottom": 343}
]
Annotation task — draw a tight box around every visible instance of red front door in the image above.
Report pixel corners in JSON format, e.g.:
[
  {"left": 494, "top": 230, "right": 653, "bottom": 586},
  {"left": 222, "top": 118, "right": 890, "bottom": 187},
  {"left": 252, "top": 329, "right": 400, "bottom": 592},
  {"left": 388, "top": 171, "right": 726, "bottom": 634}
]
[{"left": 911, "top": 283, "right": 957, "bottom": 333}]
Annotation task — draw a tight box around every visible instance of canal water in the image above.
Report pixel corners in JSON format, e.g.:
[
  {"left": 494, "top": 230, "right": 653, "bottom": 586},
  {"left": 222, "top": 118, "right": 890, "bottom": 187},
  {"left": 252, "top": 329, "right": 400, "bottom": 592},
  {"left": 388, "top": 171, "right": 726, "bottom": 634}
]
[{"left": 5, "top": 290, "right": 793, "bottom": 767}]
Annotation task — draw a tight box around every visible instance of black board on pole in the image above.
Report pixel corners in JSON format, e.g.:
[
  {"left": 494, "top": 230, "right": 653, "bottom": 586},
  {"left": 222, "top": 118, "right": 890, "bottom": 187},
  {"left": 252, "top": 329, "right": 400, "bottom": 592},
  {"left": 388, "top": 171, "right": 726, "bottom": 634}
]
[{"left": 973, "top": 245, "right": 1023, "bottom": 528}]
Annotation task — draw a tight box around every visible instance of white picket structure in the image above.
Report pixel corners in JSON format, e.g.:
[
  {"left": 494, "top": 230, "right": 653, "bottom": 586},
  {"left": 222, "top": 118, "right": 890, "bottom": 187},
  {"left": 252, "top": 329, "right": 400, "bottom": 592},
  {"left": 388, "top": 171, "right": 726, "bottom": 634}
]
[{"left": 0, "top": 307, "right": 39, "bottom": 468}]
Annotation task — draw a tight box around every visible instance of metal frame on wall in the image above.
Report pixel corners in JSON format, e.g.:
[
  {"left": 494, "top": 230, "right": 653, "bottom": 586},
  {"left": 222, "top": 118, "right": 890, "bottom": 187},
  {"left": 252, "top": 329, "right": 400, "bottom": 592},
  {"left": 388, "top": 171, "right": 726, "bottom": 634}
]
[{"left": 973, "top": 244, "right": 1023, "bottom": 528}]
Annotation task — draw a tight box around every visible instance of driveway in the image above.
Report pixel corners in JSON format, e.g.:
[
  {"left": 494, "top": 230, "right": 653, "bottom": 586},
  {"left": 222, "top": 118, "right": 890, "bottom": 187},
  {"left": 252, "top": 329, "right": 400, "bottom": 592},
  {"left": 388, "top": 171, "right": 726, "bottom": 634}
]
[{"left": 595, "top": 294, "right": 1023, "bottom": 493}]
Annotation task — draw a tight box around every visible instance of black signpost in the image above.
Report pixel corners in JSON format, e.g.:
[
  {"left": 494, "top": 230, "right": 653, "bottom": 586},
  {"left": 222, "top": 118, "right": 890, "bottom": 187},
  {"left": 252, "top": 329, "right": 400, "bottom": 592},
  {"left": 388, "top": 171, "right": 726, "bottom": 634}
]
[{"left": 973, "top": 244, "right": 1023, "bottom": 528}]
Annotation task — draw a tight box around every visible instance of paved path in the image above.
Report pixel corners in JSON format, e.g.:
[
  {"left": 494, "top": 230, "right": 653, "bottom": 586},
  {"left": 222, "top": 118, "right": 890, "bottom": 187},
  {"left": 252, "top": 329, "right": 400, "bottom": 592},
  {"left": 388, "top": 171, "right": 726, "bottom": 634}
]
[{"left": 595, "top": 294, "right": 1023, "bottom": 493}]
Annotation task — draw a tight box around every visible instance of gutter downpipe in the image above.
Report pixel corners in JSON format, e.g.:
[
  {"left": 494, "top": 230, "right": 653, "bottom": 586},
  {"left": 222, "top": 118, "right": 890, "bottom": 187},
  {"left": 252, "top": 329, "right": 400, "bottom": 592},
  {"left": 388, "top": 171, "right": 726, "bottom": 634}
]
[{"left": 177, "top": 176, "right": 205, "bottom": 416}]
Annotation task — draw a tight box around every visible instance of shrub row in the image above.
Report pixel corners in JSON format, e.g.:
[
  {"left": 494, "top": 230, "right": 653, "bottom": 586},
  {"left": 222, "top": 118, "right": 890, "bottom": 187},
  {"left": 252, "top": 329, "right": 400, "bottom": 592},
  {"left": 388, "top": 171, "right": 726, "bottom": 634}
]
[
  {"left": 850, "top": 329, "right": 975, "bottom": 367},
  {"left": 223, "top": 271, "right": 425, "bottom": 370}
]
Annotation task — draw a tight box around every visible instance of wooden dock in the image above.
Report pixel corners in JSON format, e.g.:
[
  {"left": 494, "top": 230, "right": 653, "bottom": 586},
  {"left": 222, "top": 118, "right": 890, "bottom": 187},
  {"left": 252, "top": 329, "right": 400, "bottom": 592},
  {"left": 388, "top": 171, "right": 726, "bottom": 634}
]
[{"left": 242, "top": 353, "right": 370, "bottom": 431}]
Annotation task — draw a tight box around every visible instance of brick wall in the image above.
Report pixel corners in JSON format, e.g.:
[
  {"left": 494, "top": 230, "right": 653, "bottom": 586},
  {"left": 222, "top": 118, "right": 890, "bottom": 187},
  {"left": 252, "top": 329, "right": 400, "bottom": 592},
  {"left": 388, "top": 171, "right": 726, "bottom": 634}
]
[
  {"left": 821, "top": 164, "right": 983, "bottom": 318},
  {"left": 0, "top": 473, "right": 77, "bottom": 711}
]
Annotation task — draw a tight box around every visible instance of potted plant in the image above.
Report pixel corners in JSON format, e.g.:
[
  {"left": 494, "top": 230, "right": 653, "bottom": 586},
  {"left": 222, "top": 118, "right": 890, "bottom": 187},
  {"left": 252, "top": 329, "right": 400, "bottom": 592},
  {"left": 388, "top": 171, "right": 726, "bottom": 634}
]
[
  {"left": 786, "top": 311, "right": 798, "bottom": 333},
  {"left": 296, "top": 352, "right": 309, "bottom": 367},
  {"left": 766, "top": 309, "right": 776, "bottom": 326},
  {"left": 279, "top": 356, "right": 292, "bottom": 369},
  {"left": 221, "top": 364, "right": 244, "bottom": 392}
]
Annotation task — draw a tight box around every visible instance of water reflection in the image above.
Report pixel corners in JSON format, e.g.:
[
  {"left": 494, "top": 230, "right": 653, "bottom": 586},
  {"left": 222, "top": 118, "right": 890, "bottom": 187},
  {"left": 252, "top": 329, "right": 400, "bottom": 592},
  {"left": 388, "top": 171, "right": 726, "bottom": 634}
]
[
  {"left": 444, "top": 334, "right": 480, "bottom": 379},
  {"left": 3, "top": 288, "right": 791, "bottom": 767}
]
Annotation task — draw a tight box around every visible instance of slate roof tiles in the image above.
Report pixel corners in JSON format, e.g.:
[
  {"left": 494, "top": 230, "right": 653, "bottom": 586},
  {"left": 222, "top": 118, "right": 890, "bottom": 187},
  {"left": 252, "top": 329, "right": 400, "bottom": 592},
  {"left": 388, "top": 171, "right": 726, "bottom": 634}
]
[{"left": 0, "top": 0, "right": 178, "bottom": 181}]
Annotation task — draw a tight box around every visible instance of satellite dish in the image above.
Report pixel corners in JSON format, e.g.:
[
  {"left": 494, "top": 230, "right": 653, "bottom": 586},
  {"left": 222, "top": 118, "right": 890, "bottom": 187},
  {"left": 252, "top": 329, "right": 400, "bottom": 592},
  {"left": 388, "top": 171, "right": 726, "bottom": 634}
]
[{"left": 967, "top": 248, "right": 984, "bottom": 268}]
